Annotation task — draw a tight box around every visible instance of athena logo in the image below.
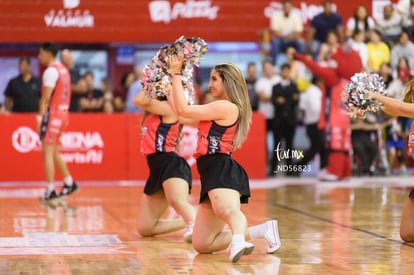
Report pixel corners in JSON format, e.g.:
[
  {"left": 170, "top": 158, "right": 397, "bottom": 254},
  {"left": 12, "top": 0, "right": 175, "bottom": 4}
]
[
  {"left": 12, "top": 127, "right": 41, "bottom": 153},
  {"left": 63, "top": 0, "right": 80, "bottom": 9}
]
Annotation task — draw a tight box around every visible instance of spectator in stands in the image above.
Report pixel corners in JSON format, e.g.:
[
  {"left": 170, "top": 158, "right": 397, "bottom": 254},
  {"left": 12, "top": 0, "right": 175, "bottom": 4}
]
[
  {"left": 366, "top": 29, "right": 390, "bottom": 72},
  {"left": 125, "top": 66, "right": 144, "bottom": 113},
  {"left": 349, "top": 30, "right": 369, "bottom": 69},
  {"left": 285, "top": 47, "right": 312, "bottom": 91},
  {"left": 255, "top": 59, "right": 281, "bottom": 175},
  {"left": 376, "top": 4, "right": 403, "bottom": 47},
  {"left": 296, "top": 76, "right": 328, "bottom": 175},
  {"left": 397, "top": 0, "right": 414, "bottom": 34},
  {"left": 350, "top": 112, "right": 381, "bottom": 176},
  {"left": 345, "top": 5, "right": 375, "bottom": 39},
  {"left": 388, "top": 57, "right": 412, "bottom": 100},
  {"left": 378, "top": 62, "right": 394, "bottom": 88},
  {"left": 317, "top": 30, "right": 339, "bottom": 65},
  {"left": 391, "top": 31, "right": 414, "bottom": 76},
  {"left": 60, "top": 49, "right": 88, "bottom": 112},
  {"left": 113, "top": 71, "right": 135, "bottom": 112},
  {"left": 245, "top": 62, "right": 258, "bottom": 111},
  {"left": 79, "top": 71, "right": 104, "bottom": 112},
  {"left": 270, "top": 63, "right": 299, "bottom": 176},
  {"left": 3, "top": 57, "right": 41, "bottom": 113},
  {"left": 269, "top": 0, "right": 305, "bottom": 66},
  {"left": 100, "top": 77, "right": 114, "bottom": 113},
  {"left": 307, "top": 1, "right": 344, "bottom": 58}
]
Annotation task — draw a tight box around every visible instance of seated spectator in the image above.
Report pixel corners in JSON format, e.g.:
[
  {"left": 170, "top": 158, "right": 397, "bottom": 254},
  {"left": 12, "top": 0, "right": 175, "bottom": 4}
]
[
  {"left": 113, "top": 71, "right": 136, "bottom": 112},
  {"left": 100, "top": 78, "right": 114, "bottom": 113},
  {"left": 378, "top": 62, "right": 394, "bottom": 88},
  {"left": 345, "top": 5, "right": 375, "bottom": 39},
  {"left": 388, "top": 57, "right": 412, "bottom": 100},
  {"left": 366, "top": 29, "right": 390, "bottom": 72},
  {"left": 245, "top": 62, "right": 259, "bottom": 111},
  {"left": 307, "top": 1, "right": 344, "bottom": 58},
  {"left": 125, "top": 66, "right": 144, "bottom": 113},
  {"left": 317, "top": 31, "right": 339, "bottom": 65},
  {"left": 285, "top": 47, "right": 312, "bottom": 91},
  {"left": 61, "top": 49, "right": 88, "bottom": 112},
  {"left": 269, "top": 0, "right": 305, "bottom": 66},
  {"left": 397, "top": 0, "right": 414, "bottom": 34},
  {"left": 79, "top": 71, "right": 104, "bottom": 112},
  {"left": 376, "top": 4, "right": 403, "bottom": 47},
  {"left": 349, "top": 30, "right": 369, "bottom": 70},
  {"left": 391, "top": 31, "right": 414, "bottom": 76},
  {"left": 3, "top": 56, "right": 41, "bottom": 113}
]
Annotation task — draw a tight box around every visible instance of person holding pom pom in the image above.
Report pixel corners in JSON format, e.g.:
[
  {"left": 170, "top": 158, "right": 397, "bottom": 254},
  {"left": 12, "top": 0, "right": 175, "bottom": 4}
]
[
  {"left": 167, "top": 53, "right": 281, "bottom": 263},
  {"left": 369, "top": 79, "right": 414, "bottom": 241},
  {"left": 133, "top": 91, "right": 196, "bottom": 243}
]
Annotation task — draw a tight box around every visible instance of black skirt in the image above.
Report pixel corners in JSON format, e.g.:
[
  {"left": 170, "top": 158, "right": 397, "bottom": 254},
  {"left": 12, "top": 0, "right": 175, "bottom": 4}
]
[
  {"left": 144, "top": 152, "right": 192, "bottom": 195},
  {"left": 196, "top": 154, "right": 250, "bottom": 204}
]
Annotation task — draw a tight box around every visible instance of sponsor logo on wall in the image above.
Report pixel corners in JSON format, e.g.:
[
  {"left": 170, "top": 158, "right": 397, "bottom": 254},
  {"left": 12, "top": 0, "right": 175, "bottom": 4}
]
[
  {"left": 12, "top": 127, "right": 104, "bottom": 164},
  {"left": 149, "top": 0, "right": 219, "bottom": 23},
  {"left": 44, "top": 0, "right": 94, "bottom": 28}
]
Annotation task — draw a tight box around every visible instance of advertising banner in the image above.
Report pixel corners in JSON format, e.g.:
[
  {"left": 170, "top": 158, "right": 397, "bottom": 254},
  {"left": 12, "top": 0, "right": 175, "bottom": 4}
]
[
  {"left": 0, "top": 113, "right": 266, "bottom": 181},
  {"left": 0, "top": 0, "right": 376, "bottom": 43}
]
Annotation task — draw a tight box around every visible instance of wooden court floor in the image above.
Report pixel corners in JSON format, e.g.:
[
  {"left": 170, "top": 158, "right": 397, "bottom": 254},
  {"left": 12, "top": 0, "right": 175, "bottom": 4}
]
[{"left": 0, "top": 177, "right": 414, "bottom": 275}]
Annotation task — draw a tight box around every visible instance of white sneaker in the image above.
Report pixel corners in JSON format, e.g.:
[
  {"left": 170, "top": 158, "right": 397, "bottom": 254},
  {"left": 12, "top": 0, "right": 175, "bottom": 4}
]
[
  {"left": 227, "top": 241, "right": 254, "bottom": 263},
  {"left": 264, "top": 220, "right": 281, "bottom": 253},
  {"left": 318, "top": 169, "right": 338, "bottom": 181},
  {"left": 183, "top": 222, "right": 194, "bottom": 243}
]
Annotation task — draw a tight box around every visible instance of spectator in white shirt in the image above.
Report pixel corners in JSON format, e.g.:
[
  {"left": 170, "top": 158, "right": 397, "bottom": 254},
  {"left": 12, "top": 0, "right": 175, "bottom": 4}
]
[
  {"left": 270, "top": 0, "right": 305, "bottom": 67},
  {"left": 345, "top": 5, "right": 375, "bottom": 39},
  {"left": 349, "top": 30, "right": 368, "bottom": 69},
  {"left": 376, "top": 4, "right": 404, "bottom": 46},
  {"left": 255, "top": 59, "right": 281, "bottom": 173},
  {"left": 391, "top": 31, "right": 414, "bottom": 76}
]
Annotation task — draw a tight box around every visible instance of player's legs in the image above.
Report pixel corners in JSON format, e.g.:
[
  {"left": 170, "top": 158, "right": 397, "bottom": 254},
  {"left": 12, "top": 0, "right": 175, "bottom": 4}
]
[
  {"left": 192, "top": 189, "right": 247, "bottom": 251},
  {"left": 137, "top": 190, "right": 185, "bottom": 237},
  {"left": 53, "top": 144, "right": 70, "bottom": 179},
  {"left": 42, "top": 141, "right": 56, "bottom": 184},
  {"left": 163, "top": 178, "right": 195, "bottom": 224}
]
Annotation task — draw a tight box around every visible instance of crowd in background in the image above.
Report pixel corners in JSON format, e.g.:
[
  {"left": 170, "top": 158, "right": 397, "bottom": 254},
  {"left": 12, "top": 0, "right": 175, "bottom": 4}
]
[{"left": 2, "top": 0, "right": 414, "bottom": 178}]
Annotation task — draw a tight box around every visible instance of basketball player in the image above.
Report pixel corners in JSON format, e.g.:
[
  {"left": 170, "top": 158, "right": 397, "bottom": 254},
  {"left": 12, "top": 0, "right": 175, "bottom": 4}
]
[{"left": 37, "top": 42, "right": 78, "bottom": 200}]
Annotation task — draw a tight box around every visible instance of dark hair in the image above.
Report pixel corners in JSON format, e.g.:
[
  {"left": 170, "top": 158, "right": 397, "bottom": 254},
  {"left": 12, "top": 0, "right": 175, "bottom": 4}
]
[
  {"left": 83, "top": 71, "right": 94, "bottom": 79},
  {"left": 40, "top": 42, "right": 58, "bottom": 57},
  {"left": 247, "top": 62, "right": 256, "bottom": 69},
  {"left": 280, "top": 63, "right": 291, "bottom": 70},
  {"left": 353, "top": 5, "right": 369, "bottom": 35},
  {"left": 19, "top": 56, "right": 31, "bottom": 65}
]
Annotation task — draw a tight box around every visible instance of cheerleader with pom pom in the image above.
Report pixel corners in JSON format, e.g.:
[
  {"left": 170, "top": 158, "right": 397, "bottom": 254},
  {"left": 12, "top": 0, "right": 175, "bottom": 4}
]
[{"left": 364, "top": 78, "right": 414, "bottom": 242}]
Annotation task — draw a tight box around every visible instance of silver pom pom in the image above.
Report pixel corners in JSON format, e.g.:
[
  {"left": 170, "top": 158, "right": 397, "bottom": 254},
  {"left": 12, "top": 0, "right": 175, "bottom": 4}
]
[
  {"left": 141, "top": 36, "right": 208, "bottom": 104},
  {"left": 342, "top": 72, "right": 387, "bottom": 119}
]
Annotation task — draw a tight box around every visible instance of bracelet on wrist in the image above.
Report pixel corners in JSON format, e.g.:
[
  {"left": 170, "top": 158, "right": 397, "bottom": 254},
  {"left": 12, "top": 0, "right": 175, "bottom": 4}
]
[{"left": 171, "top": 72, "right": 182, "bottom": 76}]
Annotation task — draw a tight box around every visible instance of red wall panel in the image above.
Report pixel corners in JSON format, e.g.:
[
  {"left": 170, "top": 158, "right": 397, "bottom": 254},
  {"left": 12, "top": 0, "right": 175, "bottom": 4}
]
[
  {"left": 0, "top": 112, "right": 266, "bottom": 181},
  {"left": 0, "top": 0, "right": 374, "bottom": 43}
]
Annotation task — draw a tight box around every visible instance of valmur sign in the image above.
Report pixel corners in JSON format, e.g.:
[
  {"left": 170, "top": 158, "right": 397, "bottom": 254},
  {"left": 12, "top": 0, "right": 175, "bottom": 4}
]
[{"left": 0, "top": 0, "right": 374, "bottom": 43}]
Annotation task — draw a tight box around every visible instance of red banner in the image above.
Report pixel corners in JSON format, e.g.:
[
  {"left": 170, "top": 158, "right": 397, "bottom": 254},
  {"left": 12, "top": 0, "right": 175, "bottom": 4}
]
[
  {"left": 0, "top": 0, "right": 375, "bottom": 43},
  {"left": 0, "top": 113, "right": 266, "bottom": 181}
]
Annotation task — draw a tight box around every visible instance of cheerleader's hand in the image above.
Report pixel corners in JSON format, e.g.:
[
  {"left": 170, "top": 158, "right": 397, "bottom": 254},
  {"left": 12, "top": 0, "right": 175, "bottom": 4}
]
[{"left": 167, "top": 51, "right": 184, "bottom": 75}]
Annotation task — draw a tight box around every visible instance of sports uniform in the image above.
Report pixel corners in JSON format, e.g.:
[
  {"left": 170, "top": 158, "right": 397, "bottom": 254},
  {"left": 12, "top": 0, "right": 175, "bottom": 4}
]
[
  {"left": 141, "top": 114, "right": 191, "bottom": 195},
  {"left": 195, "top": 119, "right": 250, "bottom": 203},
  {"left": 40, "top": 62, "right": 71, "bottom": 144}
]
